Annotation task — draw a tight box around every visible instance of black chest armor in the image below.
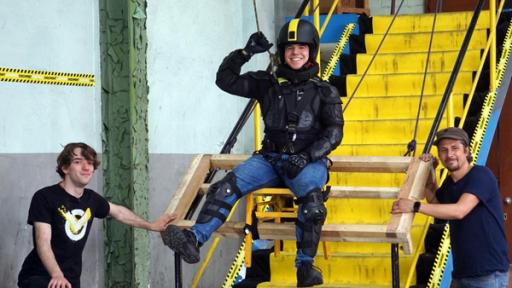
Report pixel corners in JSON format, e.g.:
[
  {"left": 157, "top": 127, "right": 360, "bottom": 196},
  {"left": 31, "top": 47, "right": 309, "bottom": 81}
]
[{"left": 261, "top": 77, "right": 323, "bottom": 154}]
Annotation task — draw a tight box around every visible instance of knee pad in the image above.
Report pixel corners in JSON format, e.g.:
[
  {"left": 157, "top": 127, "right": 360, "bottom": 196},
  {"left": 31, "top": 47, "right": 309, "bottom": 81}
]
[
  {"left": 296, "top": 188, "right": 327, "bottom": 257},
  {"left": 300, "top": 188, "right": 327, "bottom": 224},
  {"left": 196, "top": 172, "right": 242, "bottom": 224}
]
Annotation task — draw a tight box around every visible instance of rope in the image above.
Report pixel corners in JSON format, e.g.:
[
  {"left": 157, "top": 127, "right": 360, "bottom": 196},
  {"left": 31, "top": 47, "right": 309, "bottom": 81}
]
[
  {"left": 252, "top": 0, "right": 278, "bottom": 75},
  {"left": 404, "top": 0, "right": 441, "bottom": 156},
  {"left": 342, "top": 0, "right": 406, "bottom": 113}
]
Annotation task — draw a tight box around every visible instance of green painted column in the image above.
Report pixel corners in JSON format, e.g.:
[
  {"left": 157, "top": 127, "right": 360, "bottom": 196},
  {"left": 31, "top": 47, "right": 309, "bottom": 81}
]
[{"left": 99, "top": 0, "right": 150, "bottom": 287}]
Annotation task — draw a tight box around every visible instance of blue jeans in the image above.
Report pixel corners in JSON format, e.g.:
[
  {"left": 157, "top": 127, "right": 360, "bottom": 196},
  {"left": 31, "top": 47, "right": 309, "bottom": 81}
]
[
  {"left": 191, "top": 153, "right": 328, "bottom": 266},
  {"left": 453, "top": 271, "right": 509, "bottom": 288}
]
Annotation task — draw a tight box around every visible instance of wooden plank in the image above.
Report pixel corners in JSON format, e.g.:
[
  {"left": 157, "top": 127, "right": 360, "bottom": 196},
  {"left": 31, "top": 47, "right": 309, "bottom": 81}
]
[
  {"left": 164, "top": 154, "right": 211, "bottom": 220},
  {"left": 329, "top": 156, "right": 412, "bottom": 173},
  {"left": 201, "top": 184, "right": 400, "bottom": 199},
  {"left": 386, "top": 158, "right": 434, "bottom": 254},
  {"left": 173, "top": 220, "right": 409, "bottom": 244},
  {"left": 329, "top": 186, "right": 400, "bottom": 199},
  {"left": 210, "top": 154, "right": 413, "bottom": 173},
  {"left": 210, "top": 154, "right": 249, "bottom": 170}
]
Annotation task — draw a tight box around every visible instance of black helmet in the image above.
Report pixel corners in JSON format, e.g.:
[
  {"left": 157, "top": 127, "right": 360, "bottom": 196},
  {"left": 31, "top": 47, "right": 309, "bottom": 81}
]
[{"left": 277, "top": 19, "right": 319, "bottom": 64}]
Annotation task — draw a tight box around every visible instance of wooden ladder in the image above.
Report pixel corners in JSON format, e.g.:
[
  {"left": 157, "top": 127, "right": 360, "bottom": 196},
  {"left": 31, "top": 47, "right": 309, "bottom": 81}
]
[{"left": 163, "top": 154, "right": 435, "bottom": 266}]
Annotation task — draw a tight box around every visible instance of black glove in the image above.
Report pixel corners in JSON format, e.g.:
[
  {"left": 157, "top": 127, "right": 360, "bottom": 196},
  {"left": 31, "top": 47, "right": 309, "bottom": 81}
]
[
  {"left": 243, "top": 32, "right": 273, "bottom": 56},
  {"left": 284, "top": 152, "right": 310, "bottom": 179}
]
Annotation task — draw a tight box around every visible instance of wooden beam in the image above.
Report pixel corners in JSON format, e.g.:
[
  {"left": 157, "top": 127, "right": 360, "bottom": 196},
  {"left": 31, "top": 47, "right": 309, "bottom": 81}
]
[
  {"left": 201, "top": 184, "right": 400, "bottom": 199},
  {"left": 386, "top": 158, "right": 434, "bottom": 254},
  {"left": 173, "top": 220, "right": 410, "bottom": 245},
  {"left": 329, "top": 186, "right": 400, "bottom": 199},
  {"left": 328, "top": 156, "right": 413, "bottom": 173},
  {"left": 209, "top": 154, "right": 412, "bottom": 173},
  {"left": 164, "top": 154, "right": 211, "bottom": 220}
]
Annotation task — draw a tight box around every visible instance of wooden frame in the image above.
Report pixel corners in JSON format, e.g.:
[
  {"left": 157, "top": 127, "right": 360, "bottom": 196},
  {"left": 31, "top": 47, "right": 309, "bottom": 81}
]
[{"left": 163, "top": 154, "right": 435, "bottom": 265}]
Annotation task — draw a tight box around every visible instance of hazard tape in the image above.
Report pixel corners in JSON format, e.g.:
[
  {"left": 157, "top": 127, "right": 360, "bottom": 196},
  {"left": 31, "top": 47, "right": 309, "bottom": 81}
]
[
  {"left": 321, "top": 23, "right": 355, "bottom": 81},
  {"left": 222, "top": 195, "right": 274, "bottom": 287},
  {"left": 222, "top": 241, "right": 246, "bottom": 288},
  {"left": 0, "top": 67, "right": 95, "bottom": 87},
  {"left": 427, "top": 224, "right": 451, "bottom": 288},
  {"left": 427, "top": 20, "right": 512, "bottom": 288},
  {"left": 470, "top": 21, "right": 512, "bottom": 159}
]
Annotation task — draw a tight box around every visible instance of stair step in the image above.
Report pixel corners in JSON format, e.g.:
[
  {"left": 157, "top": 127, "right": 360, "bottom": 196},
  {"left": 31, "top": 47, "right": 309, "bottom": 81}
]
[
  {"left": 330, "top": 172, "right": 407, "bottom": 187},
  {"left": 267, "top": 252, "right": 413, "bottom": 286},
  {"left": 356, "top": 50, "right": 481, "bottom": 74},
  {"left": 325, "top": 199, "right": 428, "bottom": 224},
  {"left": 343, "top": 94, "right": 464, "bottom": 120},
  {"left": 372, "top": 10, "right": 490, "bottom": 34},
  {"left": 365, "top": 29, "right": 487, "bottom": 53},
  {"left": 332, "top": 143, "right": 437, "bottom": 156},
  {"left": 342, "top": 118, "right": 453, "bottom": 144},
  {"left": 345, "top": 71, "right": 473, "bottom": 96}
]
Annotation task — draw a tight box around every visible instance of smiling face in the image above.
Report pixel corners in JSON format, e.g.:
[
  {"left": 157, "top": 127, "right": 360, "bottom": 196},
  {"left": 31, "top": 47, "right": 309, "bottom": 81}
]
[
  {"left": 284, "top": 43, "right": 309, "bottom": 70},
  {"left": 62, "top": 148, "right": 95, "bottom": 188},
  {"left": 437, "top": 138, "right": 471, "bottom": 172}
]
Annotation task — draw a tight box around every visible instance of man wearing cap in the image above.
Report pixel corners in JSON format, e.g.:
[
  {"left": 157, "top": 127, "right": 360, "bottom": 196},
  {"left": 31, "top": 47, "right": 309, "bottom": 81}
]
[
  {"left": 392, "top": 127, "right": 509, "bottom": 288},
  {"left": 162, "top": 19, "right": 343, "bottom": 287}
]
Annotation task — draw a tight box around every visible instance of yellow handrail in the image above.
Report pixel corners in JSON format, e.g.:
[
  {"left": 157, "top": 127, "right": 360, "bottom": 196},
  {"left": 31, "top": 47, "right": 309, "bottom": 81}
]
[
  {"left": 320, "top": 0, "right": 340, "bottom": 37},
  {"left": 490, "top": 0, "right": 497, "bottom": 92},
  {"left": 313, "top": 0, "right": 321, "bottom": 71},
  {"left": 461, "top": 0, "right": 505, "bottom": 126}
]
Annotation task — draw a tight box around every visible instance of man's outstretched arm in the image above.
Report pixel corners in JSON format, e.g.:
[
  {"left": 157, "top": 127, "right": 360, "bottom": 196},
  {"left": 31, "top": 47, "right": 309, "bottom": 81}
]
[{"left": 108, "top": 203, "right": 176, "bottom": 232}]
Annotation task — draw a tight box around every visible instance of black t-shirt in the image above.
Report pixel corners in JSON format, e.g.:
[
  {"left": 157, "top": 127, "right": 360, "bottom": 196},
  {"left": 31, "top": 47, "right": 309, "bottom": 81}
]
[
  {"left": 18, "top": 184, "right": 110, "bottom": 285},
  {"left": 436, "top": 165, "right": 509, "bottom": 278}
]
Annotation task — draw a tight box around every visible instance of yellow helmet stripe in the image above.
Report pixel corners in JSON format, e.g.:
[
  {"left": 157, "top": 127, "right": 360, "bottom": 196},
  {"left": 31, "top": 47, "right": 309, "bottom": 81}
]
[{"left": 288, "top": 19, "right": 300, "bottom": 41}]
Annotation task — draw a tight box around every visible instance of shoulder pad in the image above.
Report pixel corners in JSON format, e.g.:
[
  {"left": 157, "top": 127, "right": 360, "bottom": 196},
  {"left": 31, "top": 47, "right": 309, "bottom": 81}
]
[{"left": 318, "top": 82, "right": 341, "bottom": 104}]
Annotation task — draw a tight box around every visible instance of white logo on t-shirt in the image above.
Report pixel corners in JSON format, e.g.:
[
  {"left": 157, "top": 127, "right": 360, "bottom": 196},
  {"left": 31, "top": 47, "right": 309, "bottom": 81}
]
[{"left": 58, "top": 206, "right": 91, "bottom": 241}]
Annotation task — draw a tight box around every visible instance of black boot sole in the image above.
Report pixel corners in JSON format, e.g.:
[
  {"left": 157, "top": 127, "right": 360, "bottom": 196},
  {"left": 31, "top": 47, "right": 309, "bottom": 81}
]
[{"left": 162, "top": 225, "right": 200, "bottom": 264}]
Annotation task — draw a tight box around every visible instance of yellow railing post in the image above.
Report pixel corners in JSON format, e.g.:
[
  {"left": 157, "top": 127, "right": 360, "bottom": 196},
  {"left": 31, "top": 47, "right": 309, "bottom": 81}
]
[
  {"left": 320, "top": 0, "right": 340, "bottom": 37},
  {"left": 490, "top": 0, "right": 497, "bottom": 92},
  {"left": 313, "top": 0, "right": 321, "bottom": 71}
]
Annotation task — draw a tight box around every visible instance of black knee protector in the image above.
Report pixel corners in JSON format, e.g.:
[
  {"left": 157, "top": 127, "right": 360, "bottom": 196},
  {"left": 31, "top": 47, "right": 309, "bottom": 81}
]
[
  {"left": 196, "top": 172, "right": 242, "bottom": 224},
  {"left": 296, "top": 188, "right": 327, "bottom": 257}
]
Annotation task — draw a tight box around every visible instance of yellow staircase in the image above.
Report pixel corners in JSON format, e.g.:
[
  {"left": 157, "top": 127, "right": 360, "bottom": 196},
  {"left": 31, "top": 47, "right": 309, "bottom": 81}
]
[{"left": 259, "top": 10, "right": 490, "bottom": 287}]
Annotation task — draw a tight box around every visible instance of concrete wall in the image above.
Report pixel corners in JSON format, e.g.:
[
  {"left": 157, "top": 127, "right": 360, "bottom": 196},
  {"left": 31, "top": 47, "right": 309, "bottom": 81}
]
[
  {"left": 147, "top": 0, "right": 276, "bottom": 154},
  {"left": 0, "top": 0, "right": 102, "bottom": 153}
]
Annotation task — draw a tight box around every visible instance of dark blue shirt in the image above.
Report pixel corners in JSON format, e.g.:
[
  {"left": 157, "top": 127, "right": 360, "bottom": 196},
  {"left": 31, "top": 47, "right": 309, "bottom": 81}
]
[{"left": 436, "top": 165, "right": 509, "bottom": 278}]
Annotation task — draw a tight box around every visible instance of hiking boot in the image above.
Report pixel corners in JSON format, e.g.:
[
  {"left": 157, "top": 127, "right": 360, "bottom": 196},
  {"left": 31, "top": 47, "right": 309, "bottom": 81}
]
[
  {"left": 297, "top": 262, "right": 323, "bottom": 287},
  {"left": 162, "top": 225, "right": 200, "bottom": 264}
]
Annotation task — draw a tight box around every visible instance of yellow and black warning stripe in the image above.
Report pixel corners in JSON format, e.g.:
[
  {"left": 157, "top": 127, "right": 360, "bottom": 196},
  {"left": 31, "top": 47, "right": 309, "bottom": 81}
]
[
  {"left": 427, "top": 224, "right": 451, "bottom": 288},
  {"left": 470, "top": 21, "right": 512, "bottom": 159},
  {"left": 0, "top": 67, "right": 95, "bottom": 87},
  {"left": 321, "top": 23, "right": 355, "bottom": 81},
  {"left": 222, "top": 241, "right": 246, "bottom": 288}
]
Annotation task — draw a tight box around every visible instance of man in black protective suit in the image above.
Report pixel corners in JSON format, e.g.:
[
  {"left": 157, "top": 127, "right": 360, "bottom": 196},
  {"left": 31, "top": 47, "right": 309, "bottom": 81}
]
[{"left": 163, "top": 19, "right": 344, "bottom": 287}]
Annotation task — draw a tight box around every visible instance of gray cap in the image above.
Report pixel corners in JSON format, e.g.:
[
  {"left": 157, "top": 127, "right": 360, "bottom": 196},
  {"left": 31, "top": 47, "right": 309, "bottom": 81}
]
[{"left": 433, "top": 127, "right": 470, "bottom": 146}]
